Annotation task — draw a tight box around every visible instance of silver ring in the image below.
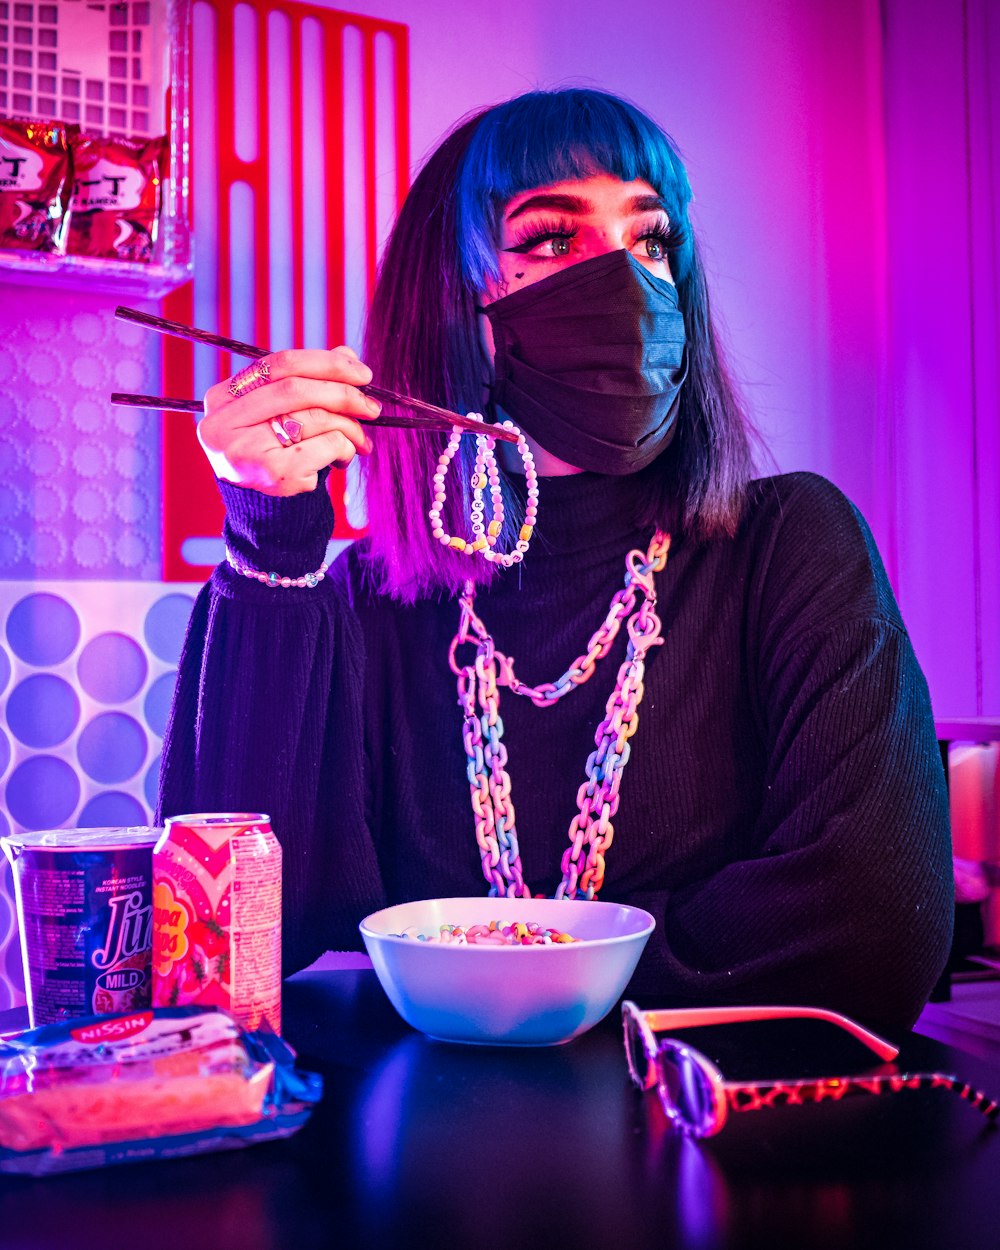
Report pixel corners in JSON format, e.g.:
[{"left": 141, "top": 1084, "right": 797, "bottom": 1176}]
[{"left": 229, "top": 359, "right": 271, "bottom": 398}]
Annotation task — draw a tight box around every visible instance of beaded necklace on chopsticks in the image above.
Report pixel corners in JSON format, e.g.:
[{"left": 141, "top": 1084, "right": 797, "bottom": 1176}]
[{"left": 430, "top": 416, "right": 671, "bottom": 901}]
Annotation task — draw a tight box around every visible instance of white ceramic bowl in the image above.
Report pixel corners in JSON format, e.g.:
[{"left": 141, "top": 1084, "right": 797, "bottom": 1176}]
[{"left": 359, "top": 896, "right": 655, "bottom": 1046}]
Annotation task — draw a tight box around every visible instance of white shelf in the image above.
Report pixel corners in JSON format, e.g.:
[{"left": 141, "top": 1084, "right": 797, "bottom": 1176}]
[
  {"left": 0, "top": 0, "right": 191, "bottom": 299},
  {"left": 0, "top": 245, "right": 191, "bottom": 298}
]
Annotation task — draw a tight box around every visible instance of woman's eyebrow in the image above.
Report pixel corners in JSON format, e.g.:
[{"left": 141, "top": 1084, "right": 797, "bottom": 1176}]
[
  {"left": 506, "top": 191, "right": 668, "bottom": 221},
  {"left": 628, "top": 194, "right": 669, "bottom": 215},
  {"left": 506, "top": 192, "right": 590, "bottom": 220}
]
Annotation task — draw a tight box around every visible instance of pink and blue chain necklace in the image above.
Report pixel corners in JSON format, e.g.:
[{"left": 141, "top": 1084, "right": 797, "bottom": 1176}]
[{"left": 448, "top": 530, "right": 671, "bottom": 900}]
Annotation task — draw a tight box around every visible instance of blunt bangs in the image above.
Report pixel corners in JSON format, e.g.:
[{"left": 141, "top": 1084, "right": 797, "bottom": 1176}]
[{"left": 456, "top": 89, "right": 694, "bottom": 290}]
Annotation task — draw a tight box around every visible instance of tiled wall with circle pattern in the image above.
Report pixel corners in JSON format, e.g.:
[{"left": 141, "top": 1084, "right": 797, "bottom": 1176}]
[{"left": 0, "top": 581, "right": 201, "bottom": 1008}]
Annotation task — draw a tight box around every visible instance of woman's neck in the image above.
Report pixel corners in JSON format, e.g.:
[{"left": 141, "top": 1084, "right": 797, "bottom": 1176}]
[
  {"left": 499, "top": 469, "right": 652, "bottom": 567},
  {"left": 495, "top": 415, "right": 583, "bottom": 478}
]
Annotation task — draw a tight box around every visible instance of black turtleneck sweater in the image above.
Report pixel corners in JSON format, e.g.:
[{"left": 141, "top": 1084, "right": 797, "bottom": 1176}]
[{"left": 159, "top": 469, "right": 953, "bottom": 1034}]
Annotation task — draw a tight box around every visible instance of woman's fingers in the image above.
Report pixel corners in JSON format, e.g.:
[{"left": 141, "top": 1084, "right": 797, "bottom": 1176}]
[
  {"left": 204, "top": 346, "right": 374, "bottom": 418},
  {"left": 213, "top": 374, "right": 382, "bottom": 432},
  {"left": 197, "top": 346, "right": 380, "bottom": 496},
  {"left": 200, "top": 399, "right": 373, "bottom": 459},
  {"left": 211, "top": 417, "right": 372, "bottom": 495}
]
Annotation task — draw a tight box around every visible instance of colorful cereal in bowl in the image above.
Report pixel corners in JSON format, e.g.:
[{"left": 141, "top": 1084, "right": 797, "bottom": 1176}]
[
  {"left": 359, "top": 896, "right": 655, "bottom": 1046},
  {"left": 395, "top": 920, "right": 578, "bottom": 945}
]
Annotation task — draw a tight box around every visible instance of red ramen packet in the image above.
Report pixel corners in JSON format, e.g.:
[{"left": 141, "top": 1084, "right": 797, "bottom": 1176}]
[
  {"left": 0, "top": 117, "right": 73, "bottom": 252},
  {"left": 0, "top": 1006, "right": 322, "bottom": 1177},
  {"left": 66, "top": 133, "right": 168, "bottom": 263}
]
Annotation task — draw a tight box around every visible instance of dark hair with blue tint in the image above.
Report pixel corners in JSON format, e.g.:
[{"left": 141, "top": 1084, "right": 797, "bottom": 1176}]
[
  {"left": 455, "top": 88, "right": 695, "bottom": 290},
  {"left": 361, "top": 88, "right": 763, "bottom": 603}
]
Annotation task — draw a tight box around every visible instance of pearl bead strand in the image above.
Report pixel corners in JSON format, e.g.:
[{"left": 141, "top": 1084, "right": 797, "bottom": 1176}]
[{"left": 428, "top": 416, "right": 537, "bottom": 567}]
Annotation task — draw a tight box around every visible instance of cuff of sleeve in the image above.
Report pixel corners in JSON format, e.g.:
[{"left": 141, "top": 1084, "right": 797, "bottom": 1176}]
[{"left": 221, "top": 467, "right": 335, "bottom": 577}]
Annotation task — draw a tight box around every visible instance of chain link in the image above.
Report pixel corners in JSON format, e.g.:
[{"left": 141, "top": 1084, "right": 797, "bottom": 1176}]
[{"left": 451, "top": 531, "right": 671, "bottom": 899}]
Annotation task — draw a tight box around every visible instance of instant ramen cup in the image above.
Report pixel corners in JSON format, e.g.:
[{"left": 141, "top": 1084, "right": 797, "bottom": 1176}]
[
  {"left": 360, "top": 896, "right": 655, "bottom": 1046},
  {"left": 1, "top": 827, "right": 160, "bottom": 1027}
]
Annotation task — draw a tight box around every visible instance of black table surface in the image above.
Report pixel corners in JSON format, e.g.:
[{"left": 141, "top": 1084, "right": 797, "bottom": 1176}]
[{"left": 3, "top": 968, "right": 1000, "bottom": 1250}]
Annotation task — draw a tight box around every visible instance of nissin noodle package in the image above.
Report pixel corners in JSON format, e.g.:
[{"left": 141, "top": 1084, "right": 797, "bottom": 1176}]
[
  {"left": 0, "top": 118, "right": 73, "bottom": 252},
  {"left": 0, "top": 1007, "right": 322, "bottom": 1176},
  {"left": 66, "top": 133, "right": 168, "bottom": 262}
]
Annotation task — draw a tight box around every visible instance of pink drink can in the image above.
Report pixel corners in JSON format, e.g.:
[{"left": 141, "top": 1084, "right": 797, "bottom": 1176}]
[
  {"left": 1, "top": 827, "right": 159, "bottom": 1028},
  {"left": 151, "top": 813, "right": 282, "bottom": 1033}
]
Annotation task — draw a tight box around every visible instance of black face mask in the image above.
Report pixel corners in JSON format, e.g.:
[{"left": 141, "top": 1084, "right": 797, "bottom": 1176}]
[{"left": 482, "top": 248, "right": 687, "bottom": 475}]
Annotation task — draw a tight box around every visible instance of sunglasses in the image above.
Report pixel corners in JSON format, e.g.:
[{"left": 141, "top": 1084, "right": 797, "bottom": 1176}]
[{"left": 622, "top": 1001, "right": 1000, "bottom": 1138}]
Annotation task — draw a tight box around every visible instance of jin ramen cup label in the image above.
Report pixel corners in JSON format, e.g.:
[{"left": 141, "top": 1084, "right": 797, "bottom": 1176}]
[
  {"left": 0, "top": 827, "right": 159, "bottom": 1028},
  {"left": 152, "top": 814, "right": 282, "bottom": 1034}
]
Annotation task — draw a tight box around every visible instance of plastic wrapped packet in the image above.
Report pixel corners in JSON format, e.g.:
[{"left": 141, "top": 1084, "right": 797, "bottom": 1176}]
[
  {"left": 0, "top": 1006, "right": 322, "bottom": 1177},
  {"left": 0, "top": 117, "right": 74, "bottom": 253},
  {"left": 65, "top": 133, "right": 168, "bottom": 263}
]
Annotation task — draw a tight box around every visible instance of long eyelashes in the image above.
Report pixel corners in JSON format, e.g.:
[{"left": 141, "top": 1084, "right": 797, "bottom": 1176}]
[
  {"left": 663, "top": 220, "right": 688, "bottom": 253},
  {"left": 631, "top": 216, "right": 676, "bottom": 255},
  {"left": 503, "top": 215, "right": 677, "bottom": 258},
  {"left": 504, "top": 217, "right": 579, "bottom": 255}
]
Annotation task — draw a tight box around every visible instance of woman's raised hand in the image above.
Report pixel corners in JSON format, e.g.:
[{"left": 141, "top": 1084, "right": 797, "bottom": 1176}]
[{"left": 198, "top": 346, "right": 380, "bottom": 496}]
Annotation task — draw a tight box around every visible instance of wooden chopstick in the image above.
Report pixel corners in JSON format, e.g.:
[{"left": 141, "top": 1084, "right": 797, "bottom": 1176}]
[
  {"left": 113, "top": 306, "right": 517, "bottom": 443},
  {"left": 108, "top": 391, "right": 511, "bottom": 439},
  {"left": 112, "top": 393, "right": 202, "bottom": 414}
]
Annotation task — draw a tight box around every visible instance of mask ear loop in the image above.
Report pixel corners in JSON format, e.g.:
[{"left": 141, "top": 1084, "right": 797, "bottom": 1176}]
[
  {"left": 475, "top": 303, "right": 500, "bottom": 425},
  {"left": 428, "top": 417, "right": 537, "bottom": 566},
  {"left": 481, "top": 379, "right": 499, "bottom": 426}
]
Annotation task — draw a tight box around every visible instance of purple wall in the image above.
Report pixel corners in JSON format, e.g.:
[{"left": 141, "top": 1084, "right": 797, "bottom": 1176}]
[
  {"left": 0, "top": 0, "right": 996, "bottom": 709},
  {"left": 883, "top": 0, "right": 1000, "bottom": 716}
]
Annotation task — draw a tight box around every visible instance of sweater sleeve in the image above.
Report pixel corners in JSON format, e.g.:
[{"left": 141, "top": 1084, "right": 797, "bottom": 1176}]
[
  {"left": 632, "top": 475, "right": 953, "bottom": 1036},
  {"left": 156, "top": 471, "right": 387, "bottom": 973}
]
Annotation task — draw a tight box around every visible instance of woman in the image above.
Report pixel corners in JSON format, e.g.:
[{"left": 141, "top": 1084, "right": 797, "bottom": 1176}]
[{"left": 159, "top": 88, "right": 952, "bottom": 1034}]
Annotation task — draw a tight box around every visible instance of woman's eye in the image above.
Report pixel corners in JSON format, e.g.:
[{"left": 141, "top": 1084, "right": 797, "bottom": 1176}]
[
  {"left": 504, "top": 223, "right": 578, "bottom": 257},
  {"left": 523, "top": 233, "right": 573, "bottom": 258},
  {"left": 640, "top": 234, "right": 668, "bottom": 260}
]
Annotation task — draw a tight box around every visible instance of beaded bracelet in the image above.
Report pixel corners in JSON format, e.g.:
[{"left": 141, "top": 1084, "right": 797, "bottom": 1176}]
[{"left": 225, "top": 547, "right": 328, "bottom": 588}]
